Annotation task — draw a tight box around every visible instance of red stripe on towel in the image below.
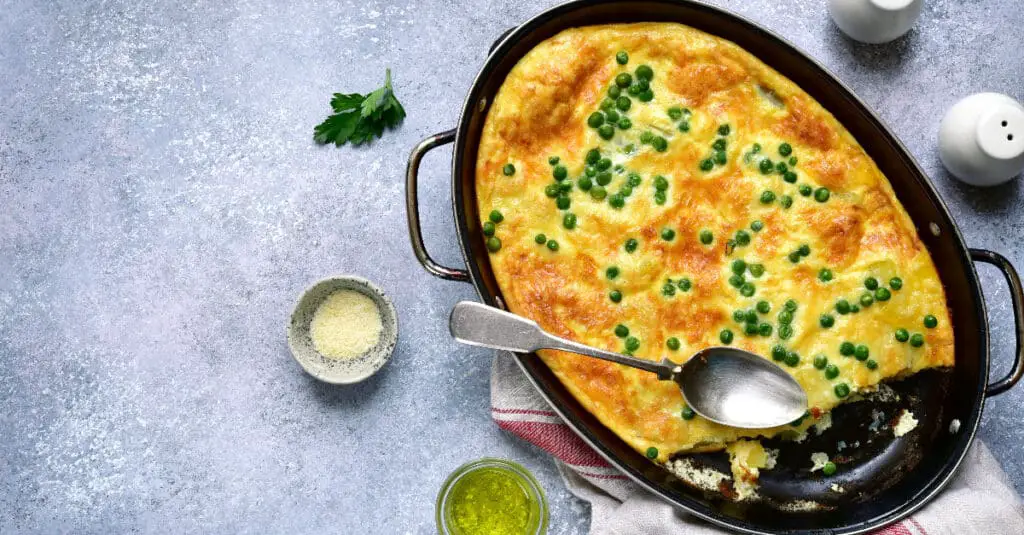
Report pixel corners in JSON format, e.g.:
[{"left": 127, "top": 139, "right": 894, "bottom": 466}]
[{"left": 496, "top": 419, "right": 611, "bottom": 468}]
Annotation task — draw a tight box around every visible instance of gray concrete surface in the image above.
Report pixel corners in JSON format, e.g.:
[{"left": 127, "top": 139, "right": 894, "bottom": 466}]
[{"left": 1, "top": 0, "right": 1022, "bottom": 533}]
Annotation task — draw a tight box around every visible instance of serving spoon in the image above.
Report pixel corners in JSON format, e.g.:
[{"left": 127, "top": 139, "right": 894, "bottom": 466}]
[{"left": 449, "top": 301, "right": 807, "bottom": 429}]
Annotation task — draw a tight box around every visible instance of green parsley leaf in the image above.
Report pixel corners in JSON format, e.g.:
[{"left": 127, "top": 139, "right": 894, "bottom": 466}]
[{"left": 314, "top": 69, "right": 406, "bottom": 146}]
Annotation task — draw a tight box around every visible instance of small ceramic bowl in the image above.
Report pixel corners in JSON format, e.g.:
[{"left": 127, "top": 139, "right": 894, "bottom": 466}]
[{"left": 287, "top": 275, "right": 398, "bottom": 384}]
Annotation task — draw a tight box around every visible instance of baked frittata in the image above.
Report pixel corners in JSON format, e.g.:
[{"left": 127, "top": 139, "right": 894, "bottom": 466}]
[{"left": 475, "top": 23, "right": 953, "bottom": 466}]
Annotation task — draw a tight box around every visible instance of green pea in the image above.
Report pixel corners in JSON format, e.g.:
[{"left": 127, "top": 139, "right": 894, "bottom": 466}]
[
  {"left": 662, "top": 282, "right": 676, "bottom": 297},
  {"left": 735, "top": 230, "right": 751, "bottom": 246},
  {"left": 783, "top": 171, "right": 797, "bottom": 183},
  {"left": 624, "top": 336, "right": 640, "bottom": 352},
  {"left": 640, "top": 131, "right": 654, "bottom": 144},
  {"left": 759, "top": 323, "right": 773, "bottom": 337},
  {"left": 678, "top": 121, "right": 691, "bottom": 133},
  {"left": 860, "top": 292, "right": 874, "bottom": 307},
  {"left": 596, "top": 171, "right": 613, "bottom": 186},
  {"left": 890, "top": 277, "right": 903, "bottom": 290},
  {"left": 756, "top": 159, "right": 771, "bottom": 175},
  {"left": 780, "top": 195, "right": 793, "bottom": 209},
  {"left": 834, "top": 383, "right": 850, "bottom": 398},
  {"left": 771, "top": 344, "right": 787, "bottom": 361},
  {"left": 784, "top": 351, "right": 800, "bottom": 367},
  {"left": 620, "top": 185, "right": 633, "bottom": 197},
  {"left": 864, "top": 277, "right": 879, "bottom": 290},
  {"left": 866, "top": 359, "right": 878, "bottom": 370},
  {"left": 598, "top": 124, "right": 615, "bottom": 139},
  {"left": 535, "top": 233, "right": 546, "bottom": 245},
  {"left": 728, "top": 274, "right": 744, "bottom": 289},
  {"left": 751, "top": 220, "right": 764, "bottom": 232},
  {"left": 744, "top": 322, "right": 759, "bottom": 336},
  {"left": 503, "top": 163, "right": 516, "bottom": 176},
  {"left": 609, "top": 193, "right": 625, "bottom": 209},
  {"left": 720, "top": 329, "right": 734, "bottom": 344},
  {"left": 678, "top": 278, "right": 692, "bottom": 292},
  {"left": 609, "top": 289, "right": 622, "bottom": 303},
  {"left": 836, "top": 299, "right": 851, "bottom": 314},
  {"left": 819, "top": 268, "right": 833, "bottom": 282},
  {"left": 814, "top": 187, "right": 831, "bottom": 202},
  {"left": 654, "top": 190, "right": 667, "bottom": 205},
  {"left": 749, "top": 264, "right": 765, "bottom": 278},
  {"left": 910, "top": 333, "right": 925, "bottom": 347},
  {"left": 667, "top": 107, "right": 683, "bottom": 120},
  {"left": 854, "top": 344, "right": 869, "bottom": 361},
  {"left": 590, "top": 185, "right": 607, "bottom": 200},
  {"left": 548, "top": 156, "right": 560, "bottom": 166},
  {"left": 635, "top": 64, "right": 654, "bottom": 81},
  {"left": 789, "top": 156, "right": 798, "bottom": 166},
  {"left": 895, "top": 328, "right": 909, "bottom": 342},
  {"left": 558, "top": 181, "right": 572, "bottom": 194},
  {"left": 822, "top": 462, "right": 837, "bottom": 476},
  {"left": 752, "top": 143, "right": 762, "bottom": 153},
  {"left": 585, "top": 166, "right": 597, "bottom": 177},
  {"left": 795, "top": 245, "right": 808, "bottom": 257},
  {"left": 638, "top": 90, "right": 655, "bottom": 102},
  {"left": 618, "top": 117, "right": 632, "bottom": 130},
  {"left": 851, "top": 304, "right": 860, "bottom": 313},
  {"left": 616, "top": 50, "right": 629, "bottom": 65},
  {"left": 699, "top": 159, "right": 714, "bottom": 171},
  {"left": 601, "top": 98, "right": 615, "bottom": 111},
  {"left": 924, "top": 315, "right": 938, "bottom": 329},
  {"left": 556, "top": 196, "right": 571, "bottom": 210},
  {"left": 577, "top": 176, "right": 593, "bottom": 191},
  {"left": 731, "top": 259, "right": 746, "bottom": 275},
  {"left": 637, "top": 79, "right": 650, "bottom": 92},
  {"left": 699, "top": 230, "right": 713, "bottom": 245},
  {"left": 482, "top": 221, "right": 496, "bottom": 236},
  {"left": 760, "top": 191, "right": 776, "bottom": 204},
  {"left": 546, "top": 239, "right": 559, "bottom": 251},
  {"left": 798, "top": 184, "right": 813, "bottom": 197},
  {"left": 625, "top": 238, "right": 638, "bottom": 253},
  {"left": 616, "top": 96, "right": 632, "bottom": 111},
  {"left": 820, "top": 314, "right": 835, "bottom": 328},
  {"left": 775, "top": 162, "right": 788, "bottom": 174},
  {"left": 712, "top": 150, "right": 727, "bottom": 165},
  {"left": 608, "top": 85, "right": 621, "bottom": 98},
  {"left": 681, "top": 405, "right": 695, "bottom": 420},
  {"left": 604, "top": 109, "right": 620, "bottom": 124},
  {"left": 652, "top": 136, "right": 668, "bottom": 152},
  {"left": 737, "top": 283, "right": 753, "bottom": 297},
  {"left": 809, "top": 355, "right": 827, "bottom": 370},
  {"left": 733, "top": 309, "right": 746, "bottom": 323},
  {"left": 628, "top": 173, "right": 642, "bottom": 187},
  {"left": 615, "top": 72, "right": 632, "bottom": 88},
  {"left": 486, "top": 236, "right": 502, "bottom": 252},
  {"left": 839, "top": 341, "right": 855, "bottom": 356},
  {"left": 825, "top": 364, "right": 840, "bottom": 379},
  {"left": 875, "top": 287, "right": 891, "bottom": 301},
  {"left": 718, "top": 124, "right": 731, "bottom": 136},
  {"left": 563, "top": 213, "right": 577, "bottom": 229},
  {"left": 777, "top": 310, "right": 792, "bottom": 326},
  {"left": 713, "top": 138, "right": 727, "bottom": 151},
  {"left": 587, "top": 112, "right": 605, "bottom": 128},
  {"left": 627, "top": 84, "right": 641, "bottom": 96},
  {"left": 662, "top": 337, "right": 680, "bottom": 351},
  {"left": 745, "top": 309, "right": 758, "bottom": 323},
  {"left": 614, "top": 324, "right": 629, "bottom": 338},
  {"left": 645, "top": 446, "right": 658, "bottom": 459},
  {"left": 779, "top": 143, "right": 793, "bottom": 156},
  {"left": 756, "top": 300, "right": 771, "bottom": 314},
  {"left": 654, "top": 175, "right": 669, "bottom": 191},
  {"left": 489, "top": 210, "right": 504, "bottom": 223},
  {"left": 788, "top": 251, "right": 801, "bottom": 263},
  {"left": 586, "top": 149, "right": 601, "bottom": 165}
]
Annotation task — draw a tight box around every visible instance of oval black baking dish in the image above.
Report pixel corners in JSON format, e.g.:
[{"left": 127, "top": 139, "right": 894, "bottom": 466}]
[{"left": 405, "top": 1, "right": 1024, "bottom": 533}]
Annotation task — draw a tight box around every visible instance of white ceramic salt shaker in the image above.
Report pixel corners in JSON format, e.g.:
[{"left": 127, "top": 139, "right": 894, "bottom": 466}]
[
  {"left": 828, "top": 0, "right": 924, "bottom": 44},
  {"left": 939, "top": 93, "right": 1024, "bottom": 187}
]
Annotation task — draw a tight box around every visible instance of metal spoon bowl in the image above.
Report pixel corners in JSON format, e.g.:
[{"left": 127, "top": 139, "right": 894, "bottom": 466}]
[{"left": 449, "top": 301, "right": 807, "bottom": 429}]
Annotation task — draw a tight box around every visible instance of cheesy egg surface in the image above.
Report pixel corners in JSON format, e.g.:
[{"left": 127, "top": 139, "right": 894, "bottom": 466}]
[{"left": 475, "top": 23, "right": 953, "bottom": 463}]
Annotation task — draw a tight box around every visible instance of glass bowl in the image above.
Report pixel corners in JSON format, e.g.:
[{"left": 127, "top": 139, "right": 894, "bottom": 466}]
[{"left": 436, "top": 458, "right": 549, "bottom": 535}]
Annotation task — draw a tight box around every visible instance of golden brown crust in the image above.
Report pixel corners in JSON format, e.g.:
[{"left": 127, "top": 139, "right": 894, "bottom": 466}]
[{"left": 475, "top": 23, "right": 953, "bottom": 462}]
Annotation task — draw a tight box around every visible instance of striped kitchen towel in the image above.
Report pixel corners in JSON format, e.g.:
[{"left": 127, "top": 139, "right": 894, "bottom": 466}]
[{"left": 490, "top": 351, "right": 1024, "bottom": 534}]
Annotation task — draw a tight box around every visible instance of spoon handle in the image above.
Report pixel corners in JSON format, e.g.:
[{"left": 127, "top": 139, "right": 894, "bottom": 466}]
[{"left": 450, "top": 301, "right": 675, "bottom": 379}]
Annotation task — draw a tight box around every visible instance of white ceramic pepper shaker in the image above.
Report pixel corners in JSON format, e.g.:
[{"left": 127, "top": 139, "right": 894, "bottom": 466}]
[
  {"left": 939, "top": 93, "right": 1024, "bottom": 187},
  {"left": 828, "top": 0, "right": 924, "bottom": 44}
]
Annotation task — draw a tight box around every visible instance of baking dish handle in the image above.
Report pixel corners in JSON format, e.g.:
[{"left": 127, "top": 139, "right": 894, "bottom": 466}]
[
  {"left": 406, "top": 130, "right": 470, "bottom": 282},
  {"left": 971, "top": 249, "right": 1024, "bottom": 397}
]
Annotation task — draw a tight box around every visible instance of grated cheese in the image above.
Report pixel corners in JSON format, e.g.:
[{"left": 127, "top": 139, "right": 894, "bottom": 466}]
[{"left": 310, "top": 290, "right": 382, "bottom": 360}]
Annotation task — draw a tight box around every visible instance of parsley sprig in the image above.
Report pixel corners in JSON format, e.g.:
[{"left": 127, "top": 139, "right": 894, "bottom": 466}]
[{"left": 314, "top": 69, "right": 406, "bottom": 146}]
